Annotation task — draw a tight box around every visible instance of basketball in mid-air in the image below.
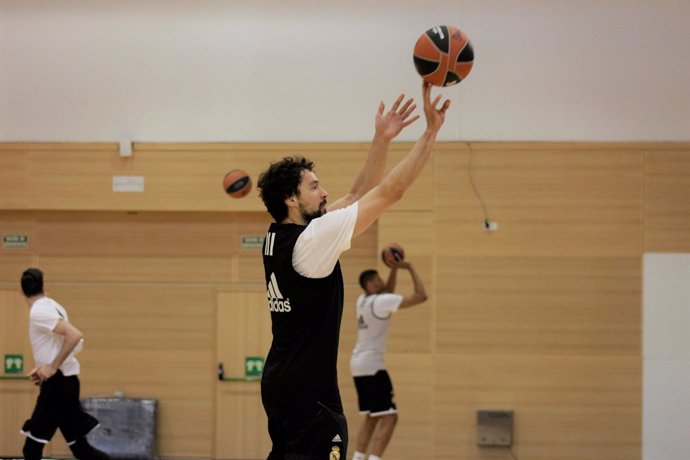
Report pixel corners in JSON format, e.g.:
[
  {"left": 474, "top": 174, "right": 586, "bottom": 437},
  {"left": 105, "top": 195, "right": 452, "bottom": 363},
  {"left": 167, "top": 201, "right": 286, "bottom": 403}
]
[
  {"left": 381, "top": 243, "right": 405, "bottom": 268},
  {"left": 413, "top": 25, "right": 474, "bottom": 87},
  {"left": 223, "top": 169, "right": 252, "bottom": 198}
]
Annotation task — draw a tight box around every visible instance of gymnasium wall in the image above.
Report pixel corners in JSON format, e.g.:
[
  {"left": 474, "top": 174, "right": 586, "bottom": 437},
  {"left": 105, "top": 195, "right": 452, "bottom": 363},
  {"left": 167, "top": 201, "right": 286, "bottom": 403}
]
[
  {"left": 3, "top": 2, "right": 690, "bottom": 459},
  {"left": 2, "top": 141, "right": 689, "bottom": 459},
  {"left": 2, "top": 1, "right": 690, "bottom": 143}
]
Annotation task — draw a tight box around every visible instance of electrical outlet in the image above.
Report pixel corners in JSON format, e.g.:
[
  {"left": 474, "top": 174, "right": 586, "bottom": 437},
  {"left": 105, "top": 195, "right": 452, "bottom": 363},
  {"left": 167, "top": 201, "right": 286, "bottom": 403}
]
[
  {"left": 484, "top": 220, "right": 498, "bottom": 232},
  {"left": 476, "top": 409, "right": 513, "bottom": 447}
]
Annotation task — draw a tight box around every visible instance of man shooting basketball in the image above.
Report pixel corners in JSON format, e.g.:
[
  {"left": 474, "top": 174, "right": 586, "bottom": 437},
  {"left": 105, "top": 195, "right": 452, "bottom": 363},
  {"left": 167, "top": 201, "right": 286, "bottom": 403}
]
[
  {"left": 350, "top": 260, "right": 428, "bottom": 460},
  {"left": 257, "top": 83, "right": 450, "bottom": 460}
]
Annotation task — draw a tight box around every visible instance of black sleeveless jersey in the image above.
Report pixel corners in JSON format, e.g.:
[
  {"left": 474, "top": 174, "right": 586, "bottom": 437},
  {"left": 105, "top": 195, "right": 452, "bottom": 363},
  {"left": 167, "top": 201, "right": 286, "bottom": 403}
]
[{"left": 260, "top": 222, "right": 345, "bottom": 417}]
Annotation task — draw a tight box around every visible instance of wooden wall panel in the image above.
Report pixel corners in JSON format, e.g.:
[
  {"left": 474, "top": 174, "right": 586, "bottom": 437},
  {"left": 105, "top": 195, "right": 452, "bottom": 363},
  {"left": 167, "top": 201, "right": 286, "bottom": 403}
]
[
  {"left": 435, "top": 256, "right": 641, "bottom": 355},
  {"left": 0, "top": 290, "right": 31, "bottom": 363},
  {"left": 51, "top": 284, "right": 216, "bottom": 458},
  {"left": 215, "top": 290, "right": 272, "bottom": 459},
  {"left": 378, "top": 211, "right": 435, "bottom": 256},
  {"left": 0, "top": 290, "right": 34, "bottom": 458},
  {"left": 342, "top": 353, "right": 434, "bottom": 460},
  {"left": 215, "top": 291, "right": 271, "bottom": 385},
  {"left": 434, "top": 354, "right": 641, "bottom": 460},
  {"left": 0, "top": 254, "right": 36, "bottom": 284},
  {"left": 644, "top": 149, "right": 690, "bottom": 252},
  {"left": 40, "top": 256, "right": 235, "bottom": 285},
  {"left": 28, "top": 145, "right": 118, "bottom": 210},
  {"left": 33, "top": 211, "right": 270, "bottom": 257},
  {"left": 0, "top": 380, "right": 35, "bottom": 457},
  {"left": 28, "top": 145, "right": 231, "bottom": 211},
  {"left": 4, "top": 141, "right": 690, "bottom": 459},
  {"left": 377, "top": 212, "right": 435, "bottom": 353},
  {"left": 0, "top": 149, "right": 29, "bottom": 209},
  {"left": 385, "top": 353, "right": 434, "bottom": 458},
  {"left": 435, "top": 144, "right": 644, "bottom": 257},
  {"left": 0, "top": 214, "right": 37, "bottom": 263},
  {"left": 6, "top": 142, "right": 378, "bottom": 212},
  {"left": 235, "top": 252, "right": 266, "bottom": 286},
  {"left": 380, "top": 144, "right": 436, "bottom": 212}
]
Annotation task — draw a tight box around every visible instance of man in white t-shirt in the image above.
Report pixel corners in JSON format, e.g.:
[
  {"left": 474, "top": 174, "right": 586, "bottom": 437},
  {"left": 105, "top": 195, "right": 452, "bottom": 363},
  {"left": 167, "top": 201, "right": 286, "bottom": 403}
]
[
  {"left": 350, "top": 261, "right": 427, "bottom": 460},
  {"left": 256, "top": 83, "right": 450, "bottom": 460},
  {"left": 19, "top": 268, "right": 109, "bottom": 460}
]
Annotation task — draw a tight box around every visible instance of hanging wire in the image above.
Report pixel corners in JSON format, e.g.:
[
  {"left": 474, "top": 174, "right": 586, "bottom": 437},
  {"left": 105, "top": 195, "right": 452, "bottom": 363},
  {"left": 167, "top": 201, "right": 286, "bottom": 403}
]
[{"left": 467, "top": 141, "right": 490, "bottom": 226}]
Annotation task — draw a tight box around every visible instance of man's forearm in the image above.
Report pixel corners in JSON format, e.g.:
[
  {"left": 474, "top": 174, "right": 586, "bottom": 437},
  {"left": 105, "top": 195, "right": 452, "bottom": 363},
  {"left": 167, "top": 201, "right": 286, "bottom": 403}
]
[
  {"left": 50, "top": 334, "right": 82, "bottom": 370},
  {"left": 409, "top": 266, "right": 427, "bottom": 298},
  {"left": 379, "top": 129, "right": 437, "bottom": 201},
  {"left": 350, "top": 135, "right": 392, "bottom": 197},
  {"left": 385, "top": 267, "right": 398, "bottom": 292}
]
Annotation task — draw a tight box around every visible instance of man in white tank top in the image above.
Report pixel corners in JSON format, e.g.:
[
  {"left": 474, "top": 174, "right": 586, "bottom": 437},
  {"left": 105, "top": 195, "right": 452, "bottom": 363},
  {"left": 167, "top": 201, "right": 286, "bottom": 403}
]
[
  {"left": 19, "top": 268, "right": 109, "bottom": 460},
  {"left": 349, "top": 260, "right": 427, "bottom": 460}
]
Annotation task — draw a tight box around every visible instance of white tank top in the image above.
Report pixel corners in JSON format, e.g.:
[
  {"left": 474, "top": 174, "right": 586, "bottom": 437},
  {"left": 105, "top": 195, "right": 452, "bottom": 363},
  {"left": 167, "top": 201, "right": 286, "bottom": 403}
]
[
  {"left": 349, "top": 293, "right": 402, "bottom": 376},
  {"left": 29, "top": 297, "right": 81, "bottom": 376}
]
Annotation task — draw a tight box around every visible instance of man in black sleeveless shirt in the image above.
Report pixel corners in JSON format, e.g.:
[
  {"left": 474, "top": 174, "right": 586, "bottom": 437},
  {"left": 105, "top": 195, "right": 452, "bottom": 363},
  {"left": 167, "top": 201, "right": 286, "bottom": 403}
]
[{"left": 257, "top": 83, "right": 450, "bottom": 460}]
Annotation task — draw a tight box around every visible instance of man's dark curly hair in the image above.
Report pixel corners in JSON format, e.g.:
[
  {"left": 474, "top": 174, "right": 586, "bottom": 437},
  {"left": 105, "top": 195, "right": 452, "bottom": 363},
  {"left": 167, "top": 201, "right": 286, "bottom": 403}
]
[{"left": 258, "top": 156, "right": 315, "bottom": 222}]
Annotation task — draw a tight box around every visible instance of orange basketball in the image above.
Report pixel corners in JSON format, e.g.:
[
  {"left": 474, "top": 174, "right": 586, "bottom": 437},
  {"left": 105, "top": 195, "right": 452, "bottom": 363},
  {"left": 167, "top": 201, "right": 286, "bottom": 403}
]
[
  {"left": 413, "top": 25, "right": 474, "bottom": 87},
  {"left": 381, "top": 243, "right": 405, "bottom": 268},
  {"left": 223, "top": 169, "right": 252, "bottom": 198}
]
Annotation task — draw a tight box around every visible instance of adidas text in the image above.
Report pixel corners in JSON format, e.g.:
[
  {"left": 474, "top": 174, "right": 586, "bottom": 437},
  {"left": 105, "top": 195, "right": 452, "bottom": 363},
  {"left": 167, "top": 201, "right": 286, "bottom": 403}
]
[{"left": 268, "top": 298, "right": 291, "bottom": 313}]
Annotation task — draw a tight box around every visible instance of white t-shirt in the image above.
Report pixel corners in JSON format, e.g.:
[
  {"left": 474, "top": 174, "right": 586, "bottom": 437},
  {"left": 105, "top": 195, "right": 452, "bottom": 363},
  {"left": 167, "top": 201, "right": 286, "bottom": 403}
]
[
  {"left": 292, "top": 202, "right": 359, "bottom": 278},
  {"left": 29, "top": 296, "right": 82, "bottom": 376},
  {"left": 350, "top": 292, "right": 403, "bottom": 376}
]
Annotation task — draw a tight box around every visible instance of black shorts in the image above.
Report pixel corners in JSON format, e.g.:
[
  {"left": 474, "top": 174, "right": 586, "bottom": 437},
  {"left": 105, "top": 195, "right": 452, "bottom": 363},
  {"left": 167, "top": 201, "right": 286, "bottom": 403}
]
[
  {"left": 353, "top": 370, "right": 397, "bottom": 416},
  {"left": 266, "top": 401, "right": 348, "bottom": 460},
  {"left": 20, "top": 371, "right": 99, "bottom": 445}
]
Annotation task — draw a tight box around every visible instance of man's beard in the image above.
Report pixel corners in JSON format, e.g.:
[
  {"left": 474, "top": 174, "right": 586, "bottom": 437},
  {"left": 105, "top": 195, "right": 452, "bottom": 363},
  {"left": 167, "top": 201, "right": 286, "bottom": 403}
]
[{"left": 300, "top": 200, "right": 327, "bottom": 223}]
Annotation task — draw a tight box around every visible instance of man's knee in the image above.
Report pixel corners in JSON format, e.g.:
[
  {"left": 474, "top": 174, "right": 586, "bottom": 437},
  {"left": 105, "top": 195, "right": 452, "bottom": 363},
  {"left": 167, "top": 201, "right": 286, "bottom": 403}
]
[{"left": 381, "top": 412, "right": 398, "bottom": 426}]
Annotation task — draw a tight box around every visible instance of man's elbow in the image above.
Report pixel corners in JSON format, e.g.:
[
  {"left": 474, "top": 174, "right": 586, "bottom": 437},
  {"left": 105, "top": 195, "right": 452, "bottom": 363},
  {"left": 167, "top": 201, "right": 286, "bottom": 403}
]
[
  {"left": 381, "top": 186, "right": 404, "bottom": 205},
  {"left": 70, "top": 329, "right": 84, "bottom": 343}
]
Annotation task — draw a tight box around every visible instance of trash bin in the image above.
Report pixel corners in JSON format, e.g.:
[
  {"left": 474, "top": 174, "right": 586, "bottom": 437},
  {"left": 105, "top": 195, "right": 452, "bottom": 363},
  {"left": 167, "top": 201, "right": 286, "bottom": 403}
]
[{"left": 82, "top": 397, "right": 157, "bottom": 460}]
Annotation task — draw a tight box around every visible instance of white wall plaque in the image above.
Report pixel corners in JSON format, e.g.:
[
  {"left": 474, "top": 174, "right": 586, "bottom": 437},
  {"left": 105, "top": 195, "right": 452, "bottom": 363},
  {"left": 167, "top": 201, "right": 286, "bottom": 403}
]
[{"left": 113, "top": 176, "right": 145, "bottom": 192}]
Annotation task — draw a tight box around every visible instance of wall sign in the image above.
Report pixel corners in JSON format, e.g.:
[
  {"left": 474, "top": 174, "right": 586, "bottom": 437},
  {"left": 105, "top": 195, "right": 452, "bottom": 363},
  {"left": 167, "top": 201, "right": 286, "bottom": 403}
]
[
  {"left": 241, "top": 235, "right": 265, "bottom": 249},
  {"left": 4, "top": 354, "right": 23, "bottom": 374},
  {"left": 3, "top": 234, "right": 28, "bottom": 248},
  {"left": 244, "top": 357, "right": 264, "bottom": 377},
  {"left": 112, "top": 176, "right": 145, "bottom": 192}
]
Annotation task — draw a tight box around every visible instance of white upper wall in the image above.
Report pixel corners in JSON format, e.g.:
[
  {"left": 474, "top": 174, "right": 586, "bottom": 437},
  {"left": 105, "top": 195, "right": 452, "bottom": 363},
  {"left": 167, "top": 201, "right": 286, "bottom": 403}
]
[{"left": 1, "top": 0, "right": 689, "bottom": 142}]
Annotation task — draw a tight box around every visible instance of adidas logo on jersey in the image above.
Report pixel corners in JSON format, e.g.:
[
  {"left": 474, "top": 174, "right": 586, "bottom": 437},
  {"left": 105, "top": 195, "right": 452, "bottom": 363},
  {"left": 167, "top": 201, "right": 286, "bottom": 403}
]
[
  {"left": 267, "top": 272, "right": 291, "bottom": 313},
  {"left": 357, "top": 315, "right": 368, "bottom": 330}
]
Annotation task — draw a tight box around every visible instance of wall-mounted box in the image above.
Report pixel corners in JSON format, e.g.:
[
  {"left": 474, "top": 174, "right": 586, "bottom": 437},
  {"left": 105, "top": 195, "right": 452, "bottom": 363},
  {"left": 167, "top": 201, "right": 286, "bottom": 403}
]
[{"left": 476, "top": 409, "right": 513, "bottom": 447}]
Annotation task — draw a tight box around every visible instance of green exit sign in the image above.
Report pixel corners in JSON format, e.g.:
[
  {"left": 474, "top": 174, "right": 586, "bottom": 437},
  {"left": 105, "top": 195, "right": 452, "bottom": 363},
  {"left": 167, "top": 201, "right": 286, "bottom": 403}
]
[
  {"left": 3, "top": 234, "right": 28, "bottom": 248},
  {"left": 245, "top": 356, "right": 264, "bottom": 377},
  {"left": 241, "top": 235, "right": 265, "bottom": 249},
  {"left": 4, "top": 354, "right": 23, "bottom": 374}
]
